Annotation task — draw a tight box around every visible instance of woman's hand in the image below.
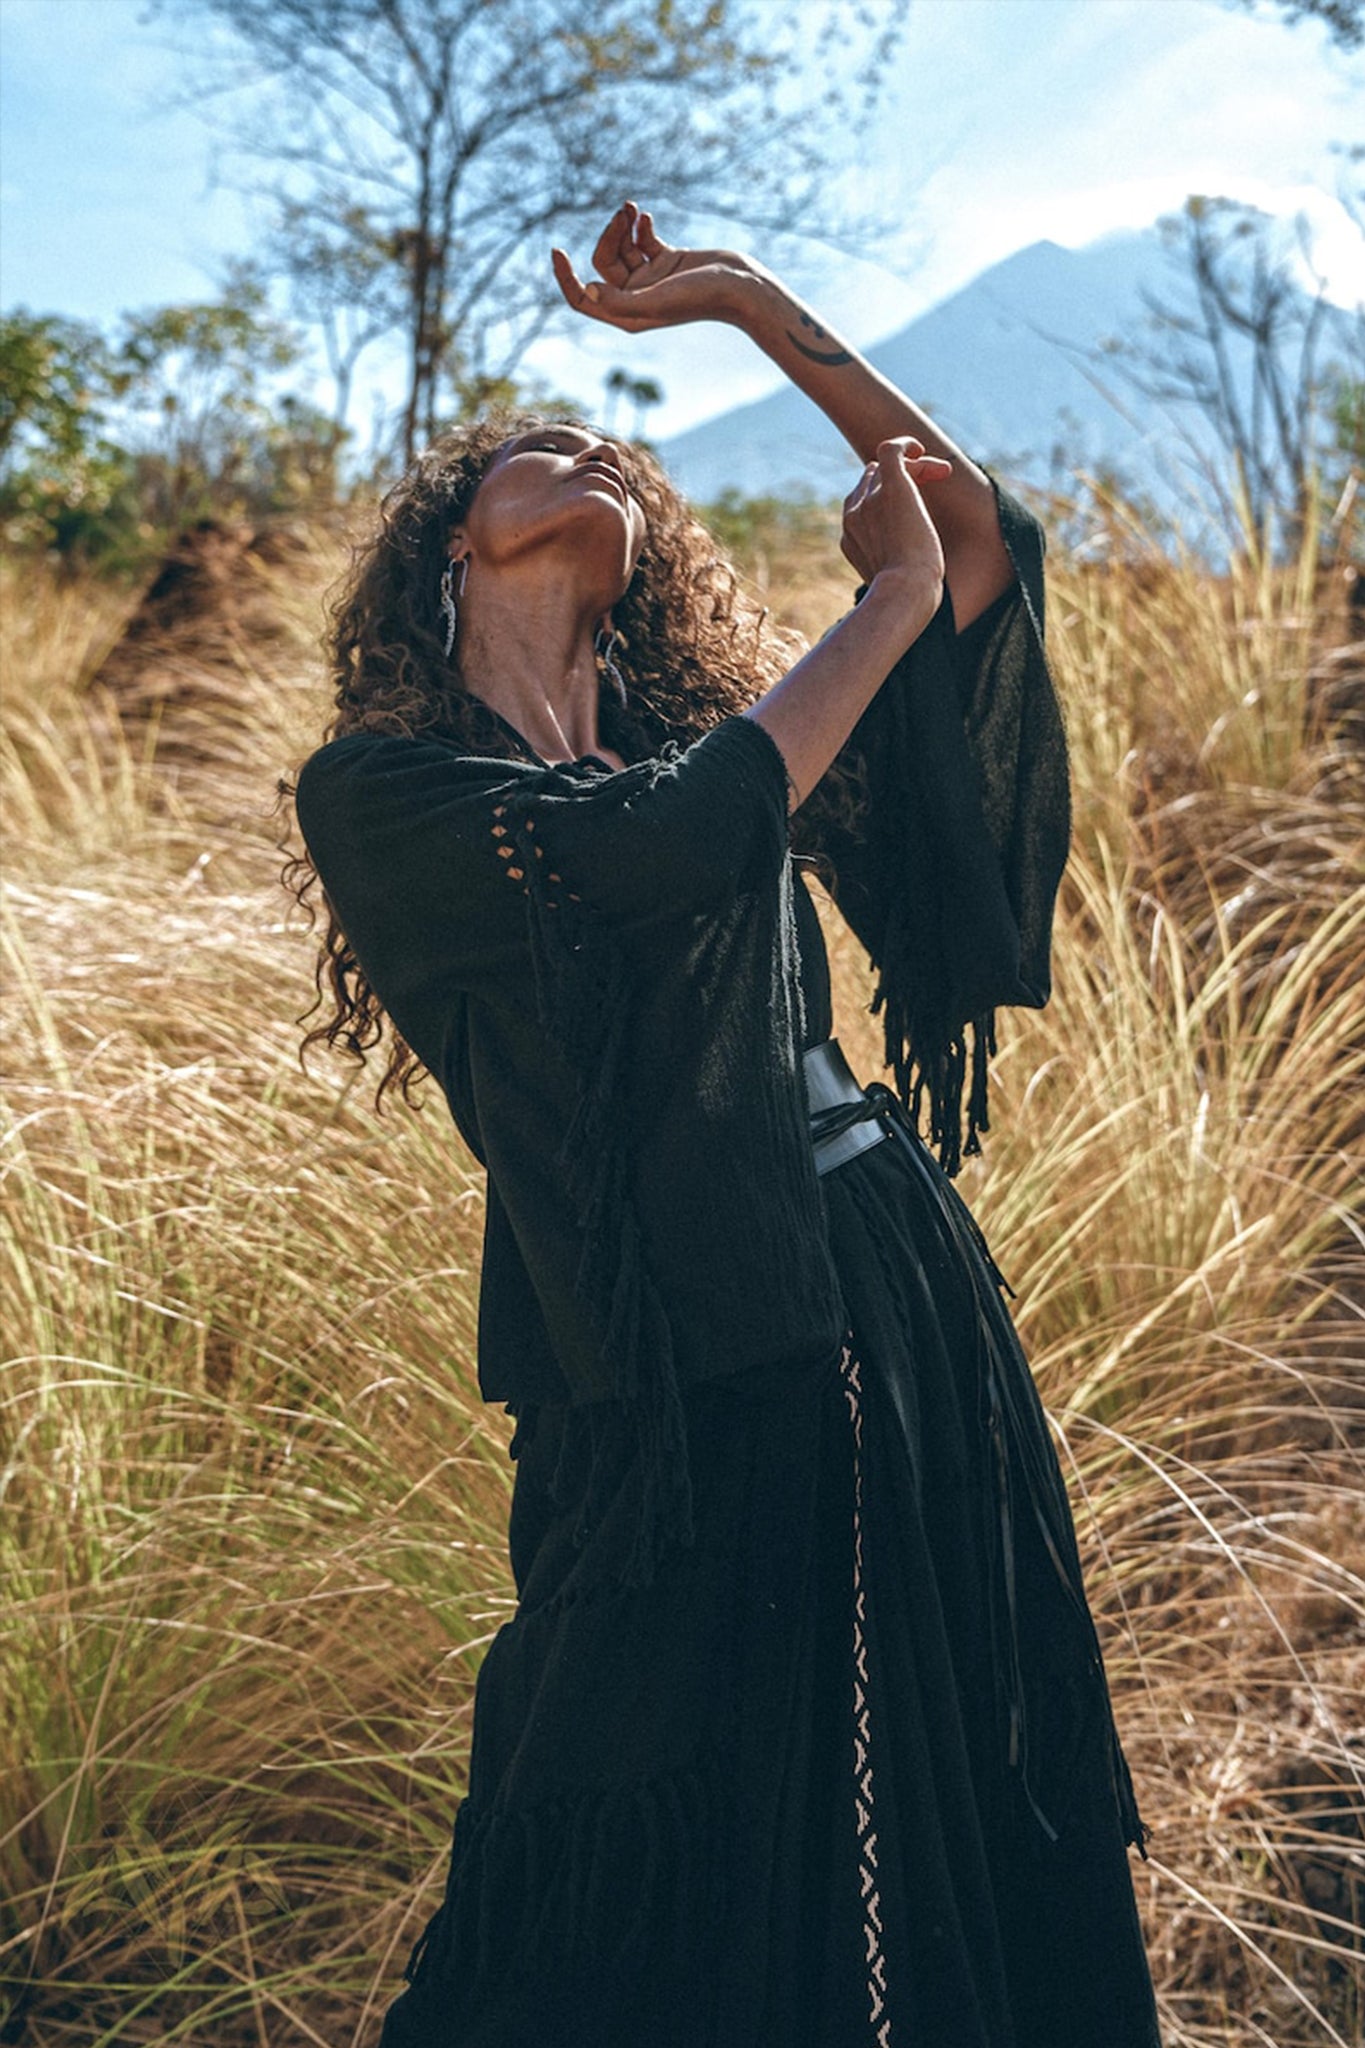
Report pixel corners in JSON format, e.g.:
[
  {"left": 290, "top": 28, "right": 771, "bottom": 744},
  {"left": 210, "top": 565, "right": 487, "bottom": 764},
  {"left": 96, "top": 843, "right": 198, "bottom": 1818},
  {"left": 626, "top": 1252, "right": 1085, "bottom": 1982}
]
[
  {"left": 840, "top": 437, "right": 951, "bottom": 603},
  {"left": 746, "top": 437, "right": 953, "bottom": 809},
  {"left": 552, "top": 201, "right": 760, "bottom": 333},
  {"left": 556, "top": 205, "right": 1012, "bottom": 633}
]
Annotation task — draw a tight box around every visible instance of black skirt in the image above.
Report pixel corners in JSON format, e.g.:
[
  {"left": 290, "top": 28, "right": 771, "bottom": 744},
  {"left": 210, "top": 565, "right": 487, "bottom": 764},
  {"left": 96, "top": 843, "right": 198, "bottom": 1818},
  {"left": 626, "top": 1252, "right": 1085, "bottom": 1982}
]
[{"left": 379, "top": 1113, "right": 1162, "bottom": 2048}]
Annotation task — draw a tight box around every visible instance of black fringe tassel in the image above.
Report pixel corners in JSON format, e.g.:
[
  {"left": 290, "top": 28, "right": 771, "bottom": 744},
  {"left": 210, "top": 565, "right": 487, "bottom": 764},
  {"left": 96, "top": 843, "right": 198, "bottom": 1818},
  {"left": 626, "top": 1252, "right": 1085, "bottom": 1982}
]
[
  {"left": 874, "top": 945, "right": 997, "bottom": 1180},
  {"left": 510, "top": 799, "right": 694, "bottom": 1585},
  {"left": 874, "top": 1093, "right": 1151, "bottom": 1858}
]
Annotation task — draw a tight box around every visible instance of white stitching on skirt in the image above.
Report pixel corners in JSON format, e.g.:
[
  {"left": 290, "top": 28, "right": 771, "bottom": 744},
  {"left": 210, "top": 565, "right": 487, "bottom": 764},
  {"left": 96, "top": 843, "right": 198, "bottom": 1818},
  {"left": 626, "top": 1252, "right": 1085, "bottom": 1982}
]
[{"left": 841, "top": 1343, "right": 893, "bottom": 2047}]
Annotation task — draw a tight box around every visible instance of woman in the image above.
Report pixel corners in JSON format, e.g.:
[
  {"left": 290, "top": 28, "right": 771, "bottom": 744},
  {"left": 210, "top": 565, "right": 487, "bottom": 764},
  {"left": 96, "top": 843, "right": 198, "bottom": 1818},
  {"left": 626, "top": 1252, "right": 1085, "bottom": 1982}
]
[{"left": 293, "top": 204, "right": 1161, "bottom": 2046}]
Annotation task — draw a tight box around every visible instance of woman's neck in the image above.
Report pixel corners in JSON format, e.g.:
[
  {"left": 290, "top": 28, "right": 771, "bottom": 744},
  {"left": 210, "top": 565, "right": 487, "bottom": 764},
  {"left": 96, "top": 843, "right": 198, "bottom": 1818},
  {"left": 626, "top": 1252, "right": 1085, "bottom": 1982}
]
[{"left": 457, "top": 579, "right": 618, "bottom": 766}]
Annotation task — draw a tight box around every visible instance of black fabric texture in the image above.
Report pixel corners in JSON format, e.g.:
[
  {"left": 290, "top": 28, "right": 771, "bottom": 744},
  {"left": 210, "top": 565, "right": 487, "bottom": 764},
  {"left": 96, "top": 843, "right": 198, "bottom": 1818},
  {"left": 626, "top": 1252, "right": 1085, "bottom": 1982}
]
[
  {"left": 296, "top": 485, "right": 1074, "bottom": 1586},
  {"left": 795, "top": 480, "right": 1070, "bottom": 1172},
  {"left": 378, "top": 1110, "right": 1160, "bottom": 2048},
  {"left": 297, "top": 713, "right": 847, "bottom": 1578},
  {"left": 296, "top": 482, "right": 1161, "bottom": 2042}
]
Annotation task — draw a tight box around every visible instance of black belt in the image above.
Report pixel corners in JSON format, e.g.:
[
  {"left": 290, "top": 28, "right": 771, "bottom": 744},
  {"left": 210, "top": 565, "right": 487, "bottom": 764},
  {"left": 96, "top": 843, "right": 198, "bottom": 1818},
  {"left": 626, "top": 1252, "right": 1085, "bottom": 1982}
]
[
  {"left": 804, "top": 1038, "right": 892, "bottom": 1176},
  {"left": 806, "top": 1038, "right": 1009, "bottom": 1296}
]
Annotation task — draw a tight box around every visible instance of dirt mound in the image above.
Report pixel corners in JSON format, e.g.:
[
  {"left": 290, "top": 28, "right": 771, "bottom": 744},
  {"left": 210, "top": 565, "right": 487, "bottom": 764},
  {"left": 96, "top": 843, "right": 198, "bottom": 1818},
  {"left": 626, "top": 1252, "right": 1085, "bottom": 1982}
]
[{"left": 85, "top": 519, "right": 322, "bottom": 772}]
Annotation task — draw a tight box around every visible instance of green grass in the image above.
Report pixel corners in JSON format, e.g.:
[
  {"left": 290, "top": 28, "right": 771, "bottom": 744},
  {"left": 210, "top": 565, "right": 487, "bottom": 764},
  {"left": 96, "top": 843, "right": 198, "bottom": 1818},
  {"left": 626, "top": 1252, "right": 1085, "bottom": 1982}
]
[{"left": 2, "top": 506, "right": 1362, "bottom": 2045}]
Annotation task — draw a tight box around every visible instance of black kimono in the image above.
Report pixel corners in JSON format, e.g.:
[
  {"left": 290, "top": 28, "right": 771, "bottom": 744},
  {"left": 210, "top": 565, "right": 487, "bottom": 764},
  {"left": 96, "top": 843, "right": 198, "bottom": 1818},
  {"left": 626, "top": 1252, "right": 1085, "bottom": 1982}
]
[{"left": 295, "top": 487, "right": 1162, "bottom": 2047}]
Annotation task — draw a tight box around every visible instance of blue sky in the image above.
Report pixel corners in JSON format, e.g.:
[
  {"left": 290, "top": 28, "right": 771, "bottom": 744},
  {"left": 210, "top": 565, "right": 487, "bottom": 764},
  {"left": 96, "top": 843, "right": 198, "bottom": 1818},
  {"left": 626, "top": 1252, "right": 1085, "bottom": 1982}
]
[{"left": 1, "top": 0, "right": 1360, "bottom": 440}]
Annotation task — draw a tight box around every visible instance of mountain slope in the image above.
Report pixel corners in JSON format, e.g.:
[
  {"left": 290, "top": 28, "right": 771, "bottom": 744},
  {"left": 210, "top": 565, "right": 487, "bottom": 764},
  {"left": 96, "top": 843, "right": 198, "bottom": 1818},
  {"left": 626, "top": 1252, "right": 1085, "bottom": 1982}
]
[{"left": 657, "top": 230, "right": 1224, "bottom": 518}]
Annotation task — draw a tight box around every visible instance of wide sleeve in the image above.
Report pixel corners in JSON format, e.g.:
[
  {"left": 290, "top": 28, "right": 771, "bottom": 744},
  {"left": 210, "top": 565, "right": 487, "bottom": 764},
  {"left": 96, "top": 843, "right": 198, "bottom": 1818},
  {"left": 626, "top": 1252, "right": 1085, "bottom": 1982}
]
[
  {"left": 792, "top": 481, "right": 1070, "bottom": 1173},
  {"left": 295, "top": 712, "right": 797, "bottom": 1584},
  {"left": 295, "top": 710, "right": 793, "bottom": 998}
]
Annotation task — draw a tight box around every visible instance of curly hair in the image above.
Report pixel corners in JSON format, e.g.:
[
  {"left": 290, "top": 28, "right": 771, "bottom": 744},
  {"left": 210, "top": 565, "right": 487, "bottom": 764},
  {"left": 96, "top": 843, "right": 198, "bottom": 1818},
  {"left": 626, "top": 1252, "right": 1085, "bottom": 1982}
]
[{"left": 283, "top": 412, "right": 809, "bottom": 1104}]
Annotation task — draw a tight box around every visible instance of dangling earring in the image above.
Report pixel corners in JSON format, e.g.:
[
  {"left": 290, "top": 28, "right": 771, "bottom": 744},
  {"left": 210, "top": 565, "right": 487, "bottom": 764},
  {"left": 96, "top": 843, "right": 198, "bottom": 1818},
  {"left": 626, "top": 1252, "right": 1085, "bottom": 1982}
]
[
  {"left": 439, "top": 556, "right": 468, "bottom": 657},
  {"left": 594, "top": 624, "right": 628, "bottom": 707}
]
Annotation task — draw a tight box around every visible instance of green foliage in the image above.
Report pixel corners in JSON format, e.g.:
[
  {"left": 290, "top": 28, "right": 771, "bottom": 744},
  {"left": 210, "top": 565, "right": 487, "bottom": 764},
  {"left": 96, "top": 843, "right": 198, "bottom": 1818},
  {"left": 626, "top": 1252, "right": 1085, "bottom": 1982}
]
[
  {"left": 0, "top": 274, "right": 345, "bottom": 570},
  {"left": 701, "top": 486, "right": 841, "bottom": 565},
  {"left": 111, "top": 264, "right": 325, "bottom": 531},
  {"left": 0, "top": 311, "right": 115, "bottom": 468},
  {"left": 1326, "top": 376, "right": 1365, "bottom": 529},
  {"left": 0, "top": 312, "right": 140, "bottom": 567},
  {"left": 1332, "top": 376, "right": 1365, "bottom": 460},
  {"left": 602, "top": 366, "right": 666, "bottom": 438}
]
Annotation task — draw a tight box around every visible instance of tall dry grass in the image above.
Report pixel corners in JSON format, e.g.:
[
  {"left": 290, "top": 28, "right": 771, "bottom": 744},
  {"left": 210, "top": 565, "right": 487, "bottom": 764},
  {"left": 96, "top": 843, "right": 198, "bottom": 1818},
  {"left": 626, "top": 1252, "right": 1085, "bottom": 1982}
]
[{"left": 2, "top": 494, "right": 1362, "bottom": 2046}]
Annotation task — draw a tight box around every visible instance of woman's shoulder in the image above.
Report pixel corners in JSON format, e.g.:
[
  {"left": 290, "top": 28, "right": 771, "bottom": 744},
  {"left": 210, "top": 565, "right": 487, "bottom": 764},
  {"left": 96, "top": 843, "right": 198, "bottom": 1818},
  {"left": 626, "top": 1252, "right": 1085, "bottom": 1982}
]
[
  {"left": 298, "top": 724, "right": 535, "bottom": 797},
  {"left": 296, "top": 715, "right": 788, "bottom": 866},
  {"left": 294, "top": 727, "right": 549, "bottom": 868},
  {"left": 300, "top": 723, "right": 477, "bottom": 775}
]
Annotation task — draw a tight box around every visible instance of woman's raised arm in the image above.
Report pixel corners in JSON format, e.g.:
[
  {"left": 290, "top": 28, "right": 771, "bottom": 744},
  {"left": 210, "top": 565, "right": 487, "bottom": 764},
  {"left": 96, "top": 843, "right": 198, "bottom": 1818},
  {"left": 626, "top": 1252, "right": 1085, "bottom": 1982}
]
[{"left": 552, "top": 202, "right": 1016, "bottom": 629}]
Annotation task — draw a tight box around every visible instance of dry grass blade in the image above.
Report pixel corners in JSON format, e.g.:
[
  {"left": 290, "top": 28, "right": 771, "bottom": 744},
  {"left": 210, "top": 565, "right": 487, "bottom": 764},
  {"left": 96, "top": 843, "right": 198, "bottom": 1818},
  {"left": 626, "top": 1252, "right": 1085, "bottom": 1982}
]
[{"left": 3, "top": 501, "right": 1363, "bottom": 2044}]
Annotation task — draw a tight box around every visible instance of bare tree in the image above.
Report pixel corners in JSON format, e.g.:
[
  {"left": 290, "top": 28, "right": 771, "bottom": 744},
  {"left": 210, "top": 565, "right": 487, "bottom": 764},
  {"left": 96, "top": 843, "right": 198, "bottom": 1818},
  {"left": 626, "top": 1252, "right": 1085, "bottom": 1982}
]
[
  {"left": 261, "top": 198, "right": 406, "bottom": 437},
  {"left": 152, "top": 0, "right": 908, "bottom": 464},
  {"left": 1222, "top": 0, "right": 1364, "bottom": 47},
  {"left": 1100, "top": 197, "right": 1363, "bottom": 554}
]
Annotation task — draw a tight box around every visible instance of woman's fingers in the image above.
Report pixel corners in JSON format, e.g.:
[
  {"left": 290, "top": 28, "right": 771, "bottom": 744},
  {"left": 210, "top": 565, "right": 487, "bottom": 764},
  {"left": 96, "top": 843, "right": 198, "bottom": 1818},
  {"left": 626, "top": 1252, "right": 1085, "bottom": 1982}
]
[
  {"left": 589, "top": 200, "right": 670, "bottom": 287},
  {"left": 890, "top": 454, "right": 954, "bottom": 488},
  {"left": 635, "top": 209, "right": 665, "bottom": 260},
  {"left": 844, "top": 445, "right": 951, "bottom": 506},
  {"left": 844, "top": 461, "right": 877, "bottom": 513},
  {"left": 556, "top": 208, "right": 756, "bottom": 330},
  {"left": 552, "top": 245, "right": 622, "bottom": 315},
  {"left": 553, "top": 239, "right": 739, "bottom": 332},
  {"left": 591, "top": 202, "right": 638, "bottom": 285},
  {"left": 865, "top": 454, "right": 954, "bottom": 500},
  {"left": 552, "top": 245, "right": 659, "bottom": 331},
  {"left": 874, "top": 436, "right": 946, "bottom": 479},
  {"left": 551, "top": 246, "right": 593, "bottom": 310},
  {"left": 583, "top": 200, "right": 688, "bottom": 295},
  {"left": 841, "top": 440, "right": 953, "bottom": 583}
]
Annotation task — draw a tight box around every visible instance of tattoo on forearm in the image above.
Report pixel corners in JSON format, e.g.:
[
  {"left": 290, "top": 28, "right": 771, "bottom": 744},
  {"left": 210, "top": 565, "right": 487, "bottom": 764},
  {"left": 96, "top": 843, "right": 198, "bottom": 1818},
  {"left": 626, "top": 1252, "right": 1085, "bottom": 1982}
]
[{"left": 785, "top": 309, "right": 853, "bottom": 367}]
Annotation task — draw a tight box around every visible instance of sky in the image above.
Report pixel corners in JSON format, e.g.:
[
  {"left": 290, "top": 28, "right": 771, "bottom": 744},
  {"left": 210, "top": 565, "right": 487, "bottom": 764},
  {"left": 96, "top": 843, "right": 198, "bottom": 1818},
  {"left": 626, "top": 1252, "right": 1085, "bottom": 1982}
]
[{"left": 0, "top": 0, "right": 1361, "bottom": 444}]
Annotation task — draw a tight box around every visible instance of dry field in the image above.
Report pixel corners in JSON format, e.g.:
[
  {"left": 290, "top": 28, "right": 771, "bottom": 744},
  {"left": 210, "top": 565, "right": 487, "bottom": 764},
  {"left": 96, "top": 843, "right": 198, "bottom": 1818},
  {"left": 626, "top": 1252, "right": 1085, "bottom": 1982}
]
[{"left": 2, "top": 494, "right": 1362, "bottom": 2045}]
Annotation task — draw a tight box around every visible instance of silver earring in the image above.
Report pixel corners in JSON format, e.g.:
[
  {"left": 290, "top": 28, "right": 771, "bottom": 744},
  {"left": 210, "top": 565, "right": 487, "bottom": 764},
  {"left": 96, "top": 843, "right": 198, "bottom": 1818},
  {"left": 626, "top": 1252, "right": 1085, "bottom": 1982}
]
[
  {"left": 594, "top": 624, "right": 627, "bottom": 707},
  {"left": 440, "top": 557, "right": 468, "bottom": 657}
]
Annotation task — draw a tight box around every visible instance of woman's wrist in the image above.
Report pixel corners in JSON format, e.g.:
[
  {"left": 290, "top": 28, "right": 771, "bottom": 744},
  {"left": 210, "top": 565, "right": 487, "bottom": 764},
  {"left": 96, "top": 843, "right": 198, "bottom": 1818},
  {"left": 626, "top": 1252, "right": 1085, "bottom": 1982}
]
[
  {"left": 858, "top": 562, "right": 944, "bottom": 643},
  {"left": 729, "top": 269, "right": 853, "bottom": 363},
  {"left": 728, "top": 267, "right": 795, "bottom": 336}
]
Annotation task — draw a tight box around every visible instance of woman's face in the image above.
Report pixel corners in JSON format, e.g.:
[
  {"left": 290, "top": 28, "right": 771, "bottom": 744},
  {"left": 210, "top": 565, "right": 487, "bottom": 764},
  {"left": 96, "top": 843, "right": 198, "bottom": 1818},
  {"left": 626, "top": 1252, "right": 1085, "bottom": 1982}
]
[{"left": 452, "top": 424, "right": 647, "bottom": 604}]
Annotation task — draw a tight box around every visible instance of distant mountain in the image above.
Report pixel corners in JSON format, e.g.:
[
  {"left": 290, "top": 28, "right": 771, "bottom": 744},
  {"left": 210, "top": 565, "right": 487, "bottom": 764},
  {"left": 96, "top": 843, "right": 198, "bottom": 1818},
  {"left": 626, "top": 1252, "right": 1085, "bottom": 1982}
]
[{"left": 655, "top": 230, "right": 1266, "bottom": 531}]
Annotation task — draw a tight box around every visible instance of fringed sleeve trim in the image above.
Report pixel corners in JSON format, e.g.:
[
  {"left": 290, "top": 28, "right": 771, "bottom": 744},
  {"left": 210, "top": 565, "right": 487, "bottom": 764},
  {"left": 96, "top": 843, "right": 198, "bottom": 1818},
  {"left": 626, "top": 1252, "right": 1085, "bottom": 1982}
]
[{"left": 821, "top": 480, "right": 1069, "bottom": 1176}]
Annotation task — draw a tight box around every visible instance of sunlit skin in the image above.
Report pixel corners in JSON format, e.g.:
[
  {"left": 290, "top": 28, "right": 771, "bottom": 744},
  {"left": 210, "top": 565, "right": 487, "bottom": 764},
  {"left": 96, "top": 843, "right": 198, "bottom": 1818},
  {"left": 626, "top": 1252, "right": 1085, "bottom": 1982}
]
[
  {"left": 454, "top": 201, "right": 1014, "bottom": 802},
  {"left": 447, "top": 424, "right": 646, "bottom": 769},
  {"left": 552, "top": 201, "right": 1016, "bottom": 622}
]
